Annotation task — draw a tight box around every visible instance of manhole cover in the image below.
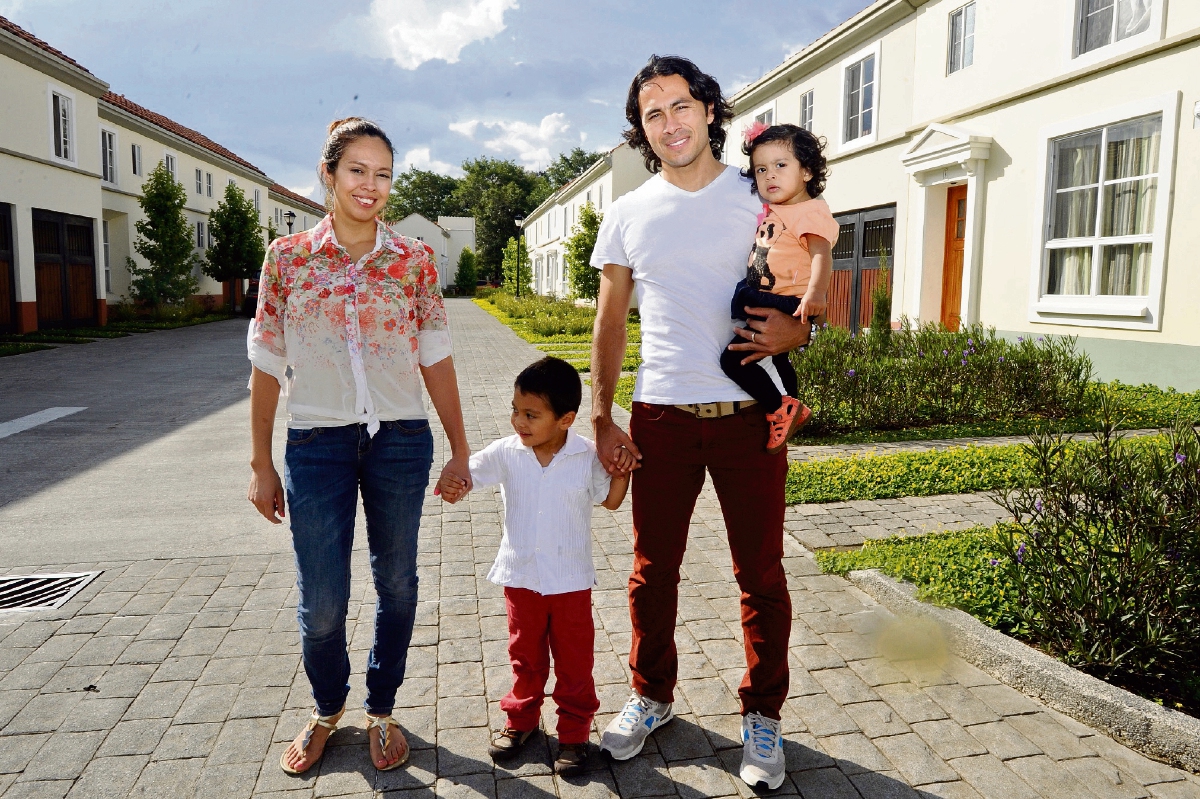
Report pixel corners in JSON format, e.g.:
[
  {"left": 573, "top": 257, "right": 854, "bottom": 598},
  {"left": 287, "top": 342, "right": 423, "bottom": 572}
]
[{"left": 0, "top": 572, "right": 101, "bottom": 612}]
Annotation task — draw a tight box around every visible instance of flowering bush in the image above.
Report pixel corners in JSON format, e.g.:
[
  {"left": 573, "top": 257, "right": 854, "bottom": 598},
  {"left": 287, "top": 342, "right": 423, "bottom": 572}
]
[
  {"left": 792, "top": 322, "right": 1093, "bottom": 435},
  {"left": 995, "top": 396, "right": 1200, "bottom": 712}
]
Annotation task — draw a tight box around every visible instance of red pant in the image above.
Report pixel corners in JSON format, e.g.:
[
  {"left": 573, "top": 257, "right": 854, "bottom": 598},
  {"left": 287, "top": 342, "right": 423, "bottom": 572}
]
[
  {"left": 628, "top": 402, "right": 791, "bottom": 719},
  {"left": 501, "top": 586, "right": 599, "bottom": 744}
]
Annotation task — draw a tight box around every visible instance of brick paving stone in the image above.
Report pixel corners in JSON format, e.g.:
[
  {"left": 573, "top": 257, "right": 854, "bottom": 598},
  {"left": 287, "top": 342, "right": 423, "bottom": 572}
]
[{"left": 4, "top": 299, "right": 1198, "bottom": 798}]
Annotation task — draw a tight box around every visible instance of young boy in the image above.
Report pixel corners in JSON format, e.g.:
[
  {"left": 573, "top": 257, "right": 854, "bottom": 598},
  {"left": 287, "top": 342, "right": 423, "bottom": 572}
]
[{"left": 436, "top": 357, "right": 631, "bottom": 776}]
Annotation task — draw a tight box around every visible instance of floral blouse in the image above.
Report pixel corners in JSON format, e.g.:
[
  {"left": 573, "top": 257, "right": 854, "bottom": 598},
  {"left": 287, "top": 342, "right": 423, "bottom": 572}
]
[{"left": 247, "top": 214, "right": 452, "bottom": 435}]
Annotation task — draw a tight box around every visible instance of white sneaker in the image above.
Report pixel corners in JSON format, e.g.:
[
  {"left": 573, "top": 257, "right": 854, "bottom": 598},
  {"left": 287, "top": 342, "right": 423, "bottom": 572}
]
[
  {"left": 599, "top": 693, "right": 674, "bottom": 760},
  {"left": 740, "top": 712, "right": 785, "bottom": 790}
]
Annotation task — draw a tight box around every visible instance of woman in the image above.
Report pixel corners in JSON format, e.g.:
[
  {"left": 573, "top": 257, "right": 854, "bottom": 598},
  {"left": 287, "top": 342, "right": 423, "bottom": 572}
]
[{"left": 247, "top": 117, "right": 471, "bottom": 774}]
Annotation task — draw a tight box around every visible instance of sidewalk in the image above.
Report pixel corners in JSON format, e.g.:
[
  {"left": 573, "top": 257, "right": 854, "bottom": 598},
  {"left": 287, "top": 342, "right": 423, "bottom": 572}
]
[{"left": 0, "top": 299, "right": 1196, "bottom": 798}]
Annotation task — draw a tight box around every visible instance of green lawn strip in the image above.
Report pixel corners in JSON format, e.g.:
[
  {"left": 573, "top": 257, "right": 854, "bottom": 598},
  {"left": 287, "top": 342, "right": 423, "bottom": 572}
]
[
  {"left": 106, "top": 313, "right": 234, "bottom": 331},
  {"left": 0, "top": 342, "right": 57, "bottom": 357},
  {"left": 473, "top": 297, "right": 642, "bottom": 345},
  {"left": 816, "top": 528, "right": 1017, "bottom": 630},
  {"left": 786, "top": 444, "right": 1030, "bottom": 504}
]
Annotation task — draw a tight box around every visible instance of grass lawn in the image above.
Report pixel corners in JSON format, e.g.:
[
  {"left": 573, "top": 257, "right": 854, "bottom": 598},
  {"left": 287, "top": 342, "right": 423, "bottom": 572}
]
[{"left": 0, "top": 342, "right": 57, "bottom": 357}]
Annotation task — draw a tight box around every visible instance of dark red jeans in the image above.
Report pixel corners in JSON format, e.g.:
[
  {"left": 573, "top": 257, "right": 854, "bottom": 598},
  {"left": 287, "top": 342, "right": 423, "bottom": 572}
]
[
  {"left": 501, "top": 587, "right": 599, "bottom": 743},
  {"left": 628, "top": 402, "right": 791, "bottom": 719}
]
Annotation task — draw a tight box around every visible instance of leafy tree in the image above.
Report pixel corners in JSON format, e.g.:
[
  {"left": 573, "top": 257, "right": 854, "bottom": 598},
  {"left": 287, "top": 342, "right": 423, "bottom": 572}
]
[
  {"left": 203, "top": 182, "right": 265, "bottom": 309},
  {"left": 453, "top": 247, "right": 477, "bottom": 295},
  {"left": 384, "top": 167, "right": 465, "bottom": 223},
  {"left": 500, "top": 236, "right": 532, "bottom": 295},
  {"left": 453, "top": 158, "right": 550, "bottom": 283},
  {"left": 266, "top": 217, "right": 278, "bottom": 245},
  {"left": 128, "top": 161, "right": 199, "bottom": 307},
  {"left": 564, "top": 202, "right": 602, "bottom": 300},
  {"left": 545, "top": 147, "right": 603, "bottom": 190}
]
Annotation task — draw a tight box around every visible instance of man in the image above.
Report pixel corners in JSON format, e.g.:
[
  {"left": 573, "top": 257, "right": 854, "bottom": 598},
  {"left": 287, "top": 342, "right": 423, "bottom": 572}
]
[{"left": 589, "top": 55, "right": 811, "bottom": 791}]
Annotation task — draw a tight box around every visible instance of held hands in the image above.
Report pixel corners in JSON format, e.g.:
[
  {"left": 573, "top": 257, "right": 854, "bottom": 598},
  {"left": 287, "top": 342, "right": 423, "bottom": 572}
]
[
  {"left": 248, "top": 464, "right": 286, "bottom": 524},
  {"left": 434, "top": 453, "right": 473, "bottom": 504},
  {"left": 728, "top": 306, "right": 815, "bottom": 366},
  {"left": 595, "top": 416, "right": 642, "bottom": 477}
]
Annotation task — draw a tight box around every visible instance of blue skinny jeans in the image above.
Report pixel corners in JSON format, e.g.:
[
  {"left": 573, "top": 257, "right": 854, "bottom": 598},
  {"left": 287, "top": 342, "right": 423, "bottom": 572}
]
[{"left": 283, "top": 419, "right": 432, "bottom": 716}]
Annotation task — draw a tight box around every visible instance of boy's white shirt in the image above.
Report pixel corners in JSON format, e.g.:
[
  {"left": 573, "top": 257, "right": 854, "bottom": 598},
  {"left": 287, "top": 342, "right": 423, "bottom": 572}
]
[{"left": 469, "top": 429, "right": 611, "bottom": 595}]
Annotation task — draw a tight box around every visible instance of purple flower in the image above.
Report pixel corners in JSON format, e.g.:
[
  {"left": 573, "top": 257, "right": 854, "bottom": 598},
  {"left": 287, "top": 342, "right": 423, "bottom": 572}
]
[
  {"left": 989, "top": 559, "right": 999, "bottom": 566},
  {"left": 1017, "top": 337, "right": 1024, "bottom": 343},
  {"left": 998, "top": 356, "right": 1005, "bottom": 363},
  {"left": 943, "top": 349, "right": 949, "bottom": 356},
  {"left": 848, "top": 369, "right": 856, "bottom": 377},
  {"left": 1038, "top": 337, "right": 1044, "bottom": 342},
  {"left": 963, "top": 349, "right": 969, "bottom": 356},
  {"left": 961, "top": 359, "right": 967, "bottom": 365},
  {"left": 1016, "top": 543, "right": 1027, "bottom": 564},
  {"left": 919, "top": 351, "right": 924, "bottom": 357},
  {"left": 1035, "top": 498, "right": 1043, "bottom": 512},
  {"left": 1176, "top": 452, "right": 1186, "bottom": 464},
  {"left": 968, "top": 338, "right": 974, "bottom": 346}
]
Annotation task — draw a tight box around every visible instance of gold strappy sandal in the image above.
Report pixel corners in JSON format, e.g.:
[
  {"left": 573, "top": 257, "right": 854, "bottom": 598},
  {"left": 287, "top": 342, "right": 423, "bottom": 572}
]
[
  {"left": 365, "top": 712, "right": 410, "bottom": 771},
  {"left": 280, "top": 707, "right": 345, "bottom": 774}
]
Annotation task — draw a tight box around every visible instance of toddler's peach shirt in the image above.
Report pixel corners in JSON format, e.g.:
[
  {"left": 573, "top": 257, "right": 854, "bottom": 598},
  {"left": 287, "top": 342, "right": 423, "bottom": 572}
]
[{"left": 754, "top": 196, "right": 840, "bottom": 298}]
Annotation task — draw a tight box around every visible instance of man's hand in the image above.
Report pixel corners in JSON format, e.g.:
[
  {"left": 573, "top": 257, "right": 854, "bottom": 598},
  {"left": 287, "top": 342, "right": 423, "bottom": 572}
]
[
  {"left": 594, "top": 416, "right": 642, "bottom": 477},
  {"left": 728, "top": 306, "right": 813, "bottom": 365},
  {"left": 248, "top": 463, "right": 286, "bottom": 524}
]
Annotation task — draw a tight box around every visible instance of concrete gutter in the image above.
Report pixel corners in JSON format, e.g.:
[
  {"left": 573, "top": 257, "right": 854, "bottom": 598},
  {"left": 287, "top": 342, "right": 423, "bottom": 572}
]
[{"left": 848, "top": 568, "right": 1200, "bottom": 773}]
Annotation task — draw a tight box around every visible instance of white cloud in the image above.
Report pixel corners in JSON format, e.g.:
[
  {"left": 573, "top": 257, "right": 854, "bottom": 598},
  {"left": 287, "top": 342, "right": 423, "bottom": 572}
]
[
  {"left": 0, "top": 0, "right": 26, "bottom": 16},
  {"left": 351, "top": 0, "right": 519, "bottom": 70},
  {"left": 448, "top": 112, "right": 574, "bottom": 170},
  {"left": 402, "top": 147, "right": 461, "bottom": 177}
]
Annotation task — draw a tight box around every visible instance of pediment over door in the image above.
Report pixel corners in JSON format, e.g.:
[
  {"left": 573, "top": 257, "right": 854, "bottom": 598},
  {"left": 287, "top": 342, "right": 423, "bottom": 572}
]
[{"left": 901, "top": 124, "right": 992, "bottom": 186}]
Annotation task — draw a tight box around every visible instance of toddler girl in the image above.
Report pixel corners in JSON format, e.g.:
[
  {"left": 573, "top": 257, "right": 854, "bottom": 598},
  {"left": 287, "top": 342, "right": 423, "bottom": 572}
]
[{"left": 719, "top": 123, "right": 839, "bottom": 453}]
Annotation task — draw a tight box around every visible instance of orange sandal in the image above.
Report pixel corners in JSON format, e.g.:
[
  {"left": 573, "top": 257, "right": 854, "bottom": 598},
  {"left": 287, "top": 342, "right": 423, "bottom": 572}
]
[{"left": 765, "top": 397, "right": 811, "bottom": 454}]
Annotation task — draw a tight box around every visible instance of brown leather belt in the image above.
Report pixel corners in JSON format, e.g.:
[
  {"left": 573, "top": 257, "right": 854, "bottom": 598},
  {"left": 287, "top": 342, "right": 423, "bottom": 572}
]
[{"left": 673, "top": 400, "right": 758, "bottom": 419}]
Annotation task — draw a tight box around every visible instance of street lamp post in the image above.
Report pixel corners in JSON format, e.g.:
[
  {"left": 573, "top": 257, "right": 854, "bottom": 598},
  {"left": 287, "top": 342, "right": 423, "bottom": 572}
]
[
  {"left": 513, "top": 217, "right": 525, "bottom": 298},
  {"left": 284, "top": 210, "right": 296, "bottom": 235}
]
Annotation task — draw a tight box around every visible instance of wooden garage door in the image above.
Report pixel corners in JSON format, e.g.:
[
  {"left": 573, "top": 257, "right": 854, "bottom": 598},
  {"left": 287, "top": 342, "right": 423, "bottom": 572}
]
[
  {"left": 0, "top": 205, "right": 14, "bottom": 333},
  {"left": 829, "top": 204, "right": 895, "bottom": 335},
  {"left": 33, "top": 210, "right": 96, "bottom": 328}
]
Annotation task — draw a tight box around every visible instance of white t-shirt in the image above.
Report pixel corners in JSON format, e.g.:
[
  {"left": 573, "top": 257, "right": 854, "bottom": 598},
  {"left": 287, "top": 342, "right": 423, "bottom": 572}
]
[
  {"left": 590, "top": 166, "right": 783, "bottom": 405},
  {"left": 469, "top": 430, "right": 612, "bottom": 595}
]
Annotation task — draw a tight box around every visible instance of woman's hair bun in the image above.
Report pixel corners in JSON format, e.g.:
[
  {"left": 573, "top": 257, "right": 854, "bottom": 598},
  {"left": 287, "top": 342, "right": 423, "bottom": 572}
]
[{"left": 327, "top": 116, "right": 367, "bottom": 136}]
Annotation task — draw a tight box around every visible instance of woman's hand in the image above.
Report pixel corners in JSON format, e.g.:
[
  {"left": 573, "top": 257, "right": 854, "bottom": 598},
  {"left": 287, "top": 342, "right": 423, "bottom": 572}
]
[
  {"left": 435, "top": 454, "right": 473, "bottom": 503},
  {"left": 249, "top": 463, "right": 286, "bottom": 524}
]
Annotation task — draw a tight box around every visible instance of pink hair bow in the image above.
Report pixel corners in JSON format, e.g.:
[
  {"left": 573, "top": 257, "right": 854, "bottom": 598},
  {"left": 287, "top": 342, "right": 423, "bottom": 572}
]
[{"left": 743, "top": 120, "right": 770, "bottom": 146}]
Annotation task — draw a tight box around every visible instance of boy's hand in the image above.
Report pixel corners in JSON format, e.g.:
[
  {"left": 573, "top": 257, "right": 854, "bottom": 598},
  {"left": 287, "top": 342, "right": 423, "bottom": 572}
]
[
  {"left": 435, "top": 472, "right": 469, "bottom": 503},
  {"left": 798, "top": 291, "right": 827, "bottom": 321},
  {"left": 613, "top": 445, "right": 638, "bottom": 475}
]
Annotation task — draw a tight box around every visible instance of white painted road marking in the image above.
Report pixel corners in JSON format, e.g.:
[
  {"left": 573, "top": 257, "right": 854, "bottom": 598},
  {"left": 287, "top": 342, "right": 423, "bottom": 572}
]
[{"left": 0, "top": 407, "right": 87, "bottom": 440}]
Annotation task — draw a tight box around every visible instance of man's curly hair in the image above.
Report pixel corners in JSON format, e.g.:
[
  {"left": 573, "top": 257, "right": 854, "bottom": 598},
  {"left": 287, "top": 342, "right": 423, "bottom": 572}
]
[
  {"left": 742, "top": 124, "right": 829, "bottom": 199},
  {"left": 623, "top": 55, "right": 733, "bottom": 174}
]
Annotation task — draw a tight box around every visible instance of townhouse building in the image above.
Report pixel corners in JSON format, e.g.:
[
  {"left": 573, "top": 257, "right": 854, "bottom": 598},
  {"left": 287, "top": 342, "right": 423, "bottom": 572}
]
[
  {"left": 728, "top": 0, "right": 1200, "bottom": 389},
  {"left": 520, "top": 143, "right": 650, "bottom": 298},
  {"left": 390, "top": 213, "right": 476, "bottom": 290},
  {"left": 0, "top": 15, "right": 323, "bottom": 333}
]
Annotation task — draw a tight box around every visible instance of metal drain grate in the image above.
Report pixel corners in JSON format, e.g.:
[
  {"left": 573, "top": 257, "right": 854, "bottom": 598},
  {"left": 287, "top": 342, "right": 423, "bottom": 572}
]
[{"left": 0, "top": 572, "right": 101, "bottom": 611}]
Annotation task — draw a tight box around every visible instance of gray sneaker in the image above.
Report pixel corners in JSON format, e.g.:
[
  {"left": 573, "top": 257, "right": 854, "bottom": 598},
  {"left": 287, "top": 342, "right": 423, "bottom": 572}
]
[
  {"left": 740, "top": 712, "right": 785, "bottom": 790},
  {"left": 600, "top": 693, "right": 674, "bottom": 760}
]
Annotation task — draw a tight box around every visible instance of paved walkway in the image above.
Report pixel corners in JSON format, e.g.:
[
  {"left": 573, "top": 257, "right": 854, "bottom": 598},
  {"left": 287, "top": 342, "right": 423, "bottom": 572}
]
[{"left": 1, "top": 299, "right": 1197, "bottom": 798}]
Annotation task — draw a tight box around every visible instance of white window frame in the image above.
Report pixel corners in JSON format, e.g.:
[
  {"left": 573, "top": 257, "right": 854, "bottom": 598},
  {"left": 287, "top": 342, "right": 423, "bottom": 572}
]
[
  {"left": 47, "top": 85, "right": 77, "bottom": 164},
  {"left": 1028, "top": 92, "right": 1179, "bottom": 331},
  {"left": 799, "top": 89, "right": 815, "bottom": 132},
  {"left": 99, "top": 127, "right": 118, "bottom": 185},
  {"left": 205, "top": 172, "right": 213, "bottom": 197},
  {"left": 195, "top": 168, "right": 203, "bottom": 195},
  {"left": 253, "top": 188, "right": 261, "bottom": 212},
  {"left": 598, "top": 185, "right": 604, "bottom": 210},
  {"left": 131, "top": 143, "right": 142, "bottom": 177},
  {"left": 750, "top": 100, "right": 776, "bottom": 128},
  {"left": 1068, "top": 0, "right": 1165, "bottom": 69},
  {"left": 837, "top": 41, "right": 882, "bottom": 153},
  {"left": 196, "top": 220, "right": 206, "bottom": 249},
  {"left": 947, "top": 2, "right": 976, "bottom": 75},
  {"left": 163, "top": 151, "right": 178, "bottom": 180},
  {"left": 228, "top": 177, "right": 236, "bottom": 187},
  {"left": 102, "top": 219, "right": 111, "bottom": 294}
]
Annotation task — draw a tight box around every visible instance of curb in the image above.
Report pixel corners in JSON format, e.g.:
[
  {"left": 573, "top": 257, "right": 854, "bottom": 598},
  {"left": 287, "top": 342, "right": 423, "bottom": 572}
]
[{"left": 847, "top": 568, "right": 1200, "bottom": 773}]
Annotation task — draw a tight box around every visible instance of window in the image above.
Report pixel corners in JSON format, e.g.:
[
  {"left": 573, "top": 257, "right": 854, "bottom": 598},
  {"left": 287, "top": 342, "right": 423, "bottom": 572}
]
[
  {"left": 195, "top": 168, "right": 203, "bottom": 194},
  {"left": 253, "top": 188, "right": 261, "bottom": 211},
  {"left": 754, "top": 107, "right": 774, "bottom": 126},
  {"left": 196, "top": 221, "right": 206, "bottom": 249},
  {"left": 228, "top": 178, "right": 236, "bottom": 187},
  {"left": 586, "top": 190, "right": 592, "bottom": 206},
  {"left": 275, "top": 208, "right": 282, "bottom": 227},
  {"left": 843, "top": 51, "right": 877, "bottom": 144},
  {"left": 206, "top": 225, "right": 212, "bottom": 248},
  {"left": 800, "top": 90, "right": 815, "bottom": 132},
  {"left": 1077, "top": 0, "right": 1152, "bottom": 56},
  {"left": 100, "top": 130, "right": 116, "bottom": 183},
  {"left": 948, "top": 2, "right": 976, "bottom": 74},
  {"left": 164, "top": 153, "right": 177, "bottom": 179},
  {"left": 131, "top": 144, "right": 142, "bottom": 176},
  {"left": 51, "top": 91, "right": 73, "bottom": 161},
  {"left": 205, "top": 172, "right": 212, "bottom": 197},
  {"left": 1043, "top": 114, "right": 1160, "bottom": 298},
  {"left": 102, "top": 219, "right": 111, "bottom": 293},
  {"left": 303, "top": 215, "right": 308, "bottom": 229},
  {"left": 598, "top": 185, "right": 604, "bottom": 210}
]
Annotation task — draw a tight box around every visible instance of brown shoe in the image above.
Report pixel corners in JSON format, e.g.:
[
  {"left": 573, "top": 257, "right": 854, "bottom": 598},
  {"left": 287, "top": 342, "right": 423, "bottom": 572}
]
[
  {"left": 555, "top": 742, "right": 589, "bottom": 777},
  {"left": 489, "top": 727, "right": 536, "bottom": 760}
]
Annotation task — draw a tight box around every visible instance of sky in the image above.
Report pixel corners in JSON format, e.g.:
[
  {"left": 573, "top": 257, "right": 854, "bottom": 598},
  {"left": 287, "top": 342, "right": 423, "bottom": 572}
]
[{"left": 2, "top": 0, "right": 873, "bottom": 200}]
